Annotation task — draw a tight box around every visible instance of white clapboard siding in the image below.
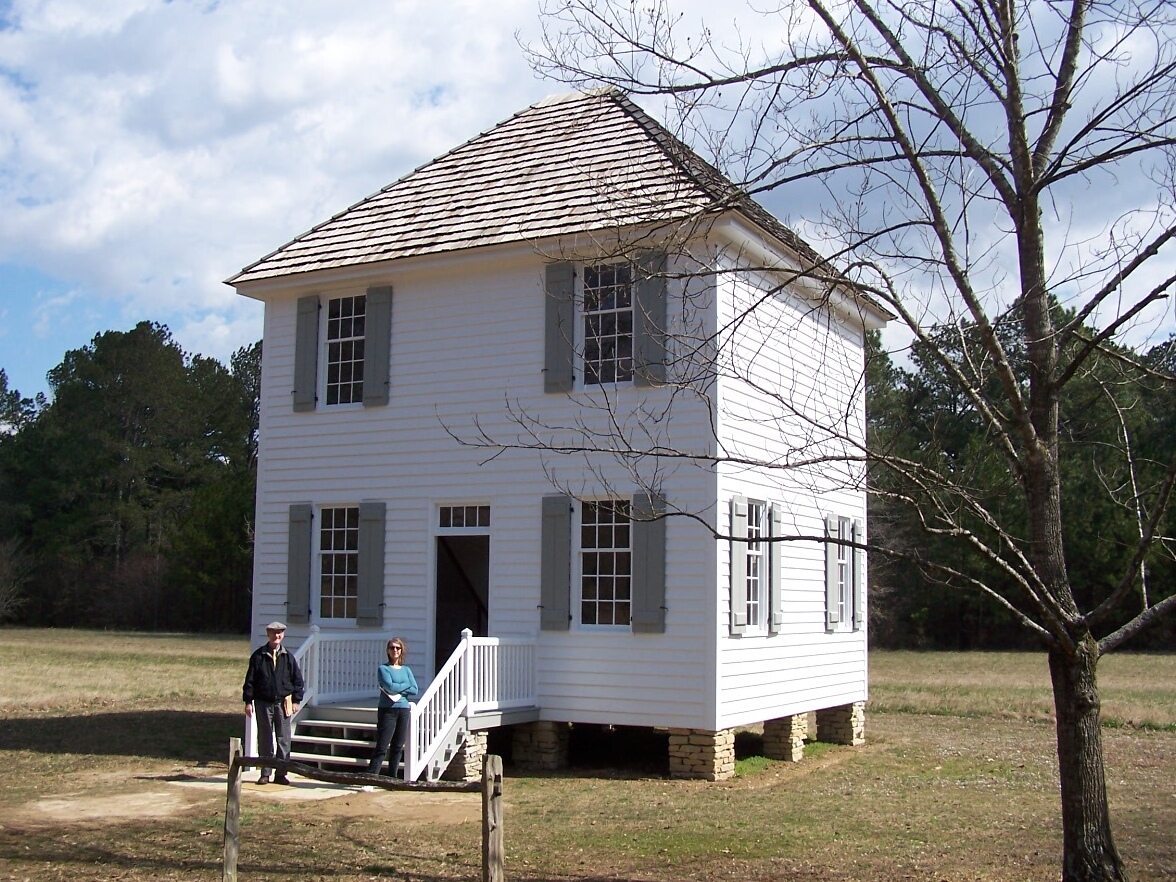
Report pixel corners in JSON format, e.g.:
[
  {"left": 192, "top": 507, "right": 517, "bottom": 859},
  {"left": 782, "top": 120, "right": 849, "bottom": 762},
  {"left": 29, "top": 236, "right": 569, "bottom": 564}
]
[
  {"left": 709, "top": 258, "right": 869, "bottom": 729},
  {"left": 249, "top": 246, "right": 724, "bottom": 726}
]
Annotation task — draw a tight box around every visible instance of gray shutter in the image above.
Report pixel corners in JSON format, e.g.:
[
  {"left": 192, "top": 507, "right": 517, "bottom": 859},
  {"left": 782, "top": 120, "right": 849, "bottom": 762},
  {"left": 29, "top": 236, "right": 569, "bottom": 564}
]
[
  {"left": 287, "top": 504, "right": 313, "bottom": 624},
  {"left": 356, "top": 501, "right": 386, "bottom": 626},
  {"left": 544, "top": 263, "right": 575, "bottom": 393},
  {"left": 851, "top": 518, "right": 864, "bottom": 631},
  {"left": 363, "top": 286, "right": 392, "bottom": 407},
  {"left": 729, "top": 497, "right": 748, "bottom": 635},
  {"left": 825, "top": 515, "right": 839, "bottom": 630},
  {"left": 633, "top": 251, "right": 667, "bottom": 386},
  {"left": 769, "top": 504, "right": 784, "bottom": 634},
  {"left": 631, "top": 492, "right": 667, "bottom": 633},
  {"left": 540, "top": 495, "right": 571, "bottom": 630},
  {"left": 293, "top": 295, "right": 320, "bottom": 412}
]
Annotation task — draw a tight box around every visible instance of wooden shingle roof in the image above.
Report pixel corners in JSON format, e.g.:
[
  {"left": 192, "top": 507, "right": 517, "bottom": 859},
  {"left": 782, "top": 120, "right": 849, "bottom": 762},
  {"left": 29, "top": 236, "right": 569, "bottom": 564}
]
[{"left": 228, "top": 88, "right": 819, "bottom": 285}]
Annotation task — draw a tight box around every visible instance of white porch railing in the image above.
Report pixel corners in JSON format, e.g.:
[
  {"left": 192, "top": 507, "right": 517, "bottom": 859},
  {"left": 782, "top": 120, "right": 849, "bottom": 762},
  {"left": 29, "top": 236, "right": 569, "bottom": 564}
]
[
  {"left": 295, "top": 626, "right": 393, "bottom": 706},
  {"left": 246, "top": 626, "right": 537, "bottom": 781},
  {"left": 408, "top": 629, "right": 537, "bottom": 781}
]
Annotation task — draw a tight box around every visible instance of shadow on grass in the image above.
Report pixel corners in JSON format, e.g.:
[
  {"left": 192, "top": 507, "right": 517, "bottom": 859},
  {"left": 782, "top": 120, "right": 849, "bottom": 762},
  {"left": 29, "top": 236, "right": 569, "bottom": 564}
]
[
  {"left": 0, "top": 710, "right": 241, "bottom": 761},
  {"left": 0, "top": 824, "right": 653, "bottom": 882}
]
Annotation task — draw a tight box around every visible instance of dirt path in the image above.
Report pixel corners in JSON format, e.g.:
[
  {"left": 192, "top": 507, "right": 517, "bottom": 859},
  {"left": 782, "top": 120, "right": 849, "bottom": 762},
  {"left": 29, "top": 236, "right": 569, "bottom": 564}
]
[{"left": 2, "top": 761, "right": 480, "bottom": 830}]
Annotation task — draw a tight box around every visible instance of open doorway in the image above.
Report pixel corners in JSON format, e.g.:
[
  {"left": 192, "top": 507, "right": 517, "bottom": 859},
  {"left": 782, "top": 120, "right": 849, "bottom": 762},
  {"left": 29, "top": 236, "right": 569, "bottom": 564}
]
[{"left": 434, "top": 534, "right": 489, "bottom": 673}]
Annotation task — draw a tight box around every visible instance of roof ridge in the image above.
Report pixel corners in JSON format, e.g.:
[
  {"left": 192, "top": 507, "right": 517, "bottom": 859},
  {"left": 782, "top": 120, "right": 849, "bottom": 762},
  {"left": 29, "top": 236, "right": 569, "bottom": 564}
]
[{"left": 227, "top": 88, "right": 826, "bottom": 285}]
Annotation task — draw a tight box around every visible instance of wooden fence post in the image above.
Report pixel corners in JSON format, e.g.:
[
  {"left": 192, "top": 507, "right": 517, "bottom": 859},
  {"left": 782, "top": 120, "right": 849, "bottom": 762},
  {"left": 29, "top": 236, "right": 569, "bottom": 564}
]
[
  {"left": 223, "top": 737, "right": 243, "bottom": 882},
  {"left": 482, "top": 754, "right": 504, "bottom": 882}
]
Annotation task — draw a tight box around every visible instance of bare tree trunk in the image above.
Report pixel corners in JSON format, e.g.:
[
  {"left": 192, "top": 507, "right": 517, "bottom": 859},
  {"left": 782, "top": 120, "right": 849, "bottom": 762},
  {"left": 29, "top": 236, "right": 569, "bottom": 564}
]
[{"left": 1049, "top": 638, "right": 1127, "bottom": 882}]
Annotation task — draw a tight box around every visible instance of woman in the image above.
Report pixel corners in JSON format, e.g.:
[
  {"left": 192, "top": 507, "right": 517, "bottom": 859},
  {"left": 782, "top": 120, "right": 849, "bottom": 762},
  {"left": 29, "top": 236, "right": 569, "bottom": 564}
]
[{"left": 365, "top": 637, "right": 419, "bottom": 778}]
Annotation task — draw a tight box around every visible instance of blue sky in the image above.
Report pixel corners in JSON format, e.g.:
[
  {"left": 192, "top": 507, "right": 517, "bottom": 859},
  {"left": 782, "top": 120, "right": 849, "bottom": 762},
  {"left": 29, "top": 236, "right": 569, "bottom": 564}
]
[
  {"left": 5, "top": 1, "right": 1168, "bottom": 403},
  {"left": 0, "top": 0, "right": 573, "bottom": 400}
]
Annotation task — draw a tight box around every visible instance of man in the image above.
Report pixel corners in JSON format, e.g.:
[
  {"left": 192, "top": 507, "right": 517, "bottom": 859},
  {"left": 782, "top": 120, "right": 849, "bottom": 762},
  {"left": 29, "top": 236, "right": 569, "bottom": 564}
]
[{"left": 242, "top": 621, "right": 305, "bottom": 785}]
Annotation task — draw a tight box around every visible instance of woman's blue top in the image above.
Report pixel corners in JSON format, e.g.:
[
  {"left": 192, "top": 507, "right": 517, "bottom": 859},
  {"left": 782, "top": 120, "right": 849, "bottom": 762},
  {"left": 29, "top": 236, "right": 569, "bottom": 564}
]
[{"left": 377, "top": 663, "right": 418, "bottom": 708}]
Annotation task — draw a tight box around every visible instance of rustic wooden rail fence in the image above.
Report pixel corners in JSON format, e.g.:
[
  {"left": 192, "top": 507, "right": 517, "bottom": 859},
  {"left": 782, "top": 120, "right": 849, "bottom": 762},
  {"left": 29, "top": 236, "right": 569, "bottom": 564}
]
[{"left": 222, "top": 738, "right": 504, "bottom": 882}]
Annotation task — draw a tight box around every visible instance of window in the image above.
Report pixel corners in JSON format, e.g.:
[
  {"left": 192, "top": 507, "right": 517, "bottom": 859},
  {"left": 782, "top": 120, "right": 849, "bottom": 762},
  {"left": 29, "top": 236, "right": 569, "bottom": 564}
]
[
  {"left": 583, "top": 263, "right": 634, "bottom": 385},
  {"left": 292, "top": 286, "right": 391, "bottom": 411},
  {"left": 825, "top": 514, "right": 863, "bottom": 631},
  {"left": 320, "top": 506, "right": 359, "bottom": 618},
  {"left": 439, "top": 505, "right": 491, "bottom": 529},
  {"left": 731, "top": 496, "right": 782, "bottom": 636},
  {"left": 579, "top": 500, "right": 632, "bottom": 626},
  {"left": 836, "top": 517, "right": 851, "bottom": 625},
  {"left": 326, "top": 295, "right": 366, "bottom": 405},
  {"left": 745, "top": 501, "right": 766, "bottom": 630},
  {"left": 544, "top": 257, "right": 665, "bottom": 393}
]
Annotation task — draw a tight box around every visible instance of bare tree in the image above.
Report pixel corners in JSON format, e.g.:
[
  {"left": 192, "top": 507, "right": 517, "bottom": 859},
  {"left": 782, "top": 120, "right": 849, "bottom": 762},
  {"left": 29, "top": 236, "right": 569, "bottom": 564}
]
[{"left": 518, "top": 2, "right": 1176, "bottom": 880}]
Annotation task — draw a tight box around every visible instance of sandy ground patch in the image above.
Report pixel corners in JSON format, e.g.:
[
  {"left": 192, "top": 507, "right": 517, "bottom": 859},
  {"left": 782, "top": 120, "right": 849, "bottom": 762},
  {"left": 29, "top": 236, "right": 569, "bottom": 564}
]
[{"left": 7, "top": 765, "right": 479, "bottom": 828}]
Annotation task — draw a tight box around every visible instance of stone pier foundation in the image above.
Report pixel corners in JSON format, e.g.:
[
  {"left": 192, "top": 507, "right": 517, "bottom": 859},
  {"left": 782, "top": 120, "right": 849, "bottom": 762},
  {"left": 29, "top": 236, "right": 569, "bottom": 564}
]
[
  {"left": 763, "top": 714, "right": 809, "bottom": 762},
  {"left": 668, "top": 728, "right": 735, "bottom": 780},
  {"left": 511, "top": 721, "right": 570, "bottom": 770},
  {"left": 441, "top": 730, "right": 487, "bottom": 782},
  {"left": 815, "top": 702, "right": 866, "bottom": 745}
]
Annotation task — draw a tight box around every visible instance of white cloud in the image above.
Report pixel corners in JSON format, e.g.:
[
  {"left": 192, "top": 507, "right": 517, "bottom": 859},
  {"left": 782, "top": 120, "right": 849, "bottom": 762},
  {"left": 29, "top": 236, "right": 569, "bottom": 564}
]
[{"left": 0, "top": 0, "right": 555, "bottom": 370}]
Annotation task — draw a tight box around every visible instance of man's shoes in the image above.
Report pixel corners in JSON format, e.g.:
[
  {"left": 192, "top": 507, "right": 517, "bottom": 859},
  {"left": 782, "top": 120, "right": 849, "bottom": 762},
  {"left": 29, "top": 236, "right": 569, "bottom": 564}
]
[
  {"left": 274, "top": 775, "right": 292, "bottom": 786},
  {"left": 256, "top": 775, "right": 270, "bottom": 785}
]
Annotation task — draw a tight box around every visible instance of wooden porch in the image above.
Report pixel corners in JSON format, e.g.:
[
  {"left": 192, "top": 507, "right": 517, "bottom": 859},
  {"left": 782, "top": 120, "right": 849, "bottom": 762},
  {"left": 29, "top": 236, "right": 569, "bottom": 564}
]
[{"left": 245, "top": 628, "right": 539, "bottom": 782}]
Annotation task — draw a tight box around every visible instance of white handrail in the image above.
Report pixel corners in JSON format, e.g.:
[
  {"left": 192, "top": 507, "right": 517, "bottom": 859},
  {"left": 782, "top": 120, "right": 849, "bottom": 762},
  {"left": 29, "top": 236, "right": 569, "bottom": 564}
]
[
  {"left": 407, "top": 630, "right": 470, "bottom": 781},
  {"left": 407, "top": 630, "right": 538, "bottom": 781},
  {"left": 293, "top": 625, "right": 321, "bottom": 707}
]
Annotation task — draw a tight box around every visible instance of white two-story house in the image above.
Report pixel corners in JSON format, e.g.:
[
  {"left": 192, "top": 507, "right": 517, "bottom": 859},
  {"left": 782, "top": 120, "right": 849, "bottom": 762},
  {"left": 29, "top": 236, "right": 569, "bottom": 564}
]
[{"left": 228, "top": 88, "right": 889, "bottom": 781}]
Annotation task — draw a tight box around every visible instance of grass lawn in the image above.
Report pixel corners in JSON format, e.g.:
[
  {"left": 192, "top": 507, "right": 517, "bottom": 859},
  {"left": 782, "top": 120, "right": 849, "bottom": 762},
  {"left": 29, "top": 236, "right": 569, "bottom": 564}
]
[{"left": 0, "top": 629, "right": 1173, "bottom": 881}]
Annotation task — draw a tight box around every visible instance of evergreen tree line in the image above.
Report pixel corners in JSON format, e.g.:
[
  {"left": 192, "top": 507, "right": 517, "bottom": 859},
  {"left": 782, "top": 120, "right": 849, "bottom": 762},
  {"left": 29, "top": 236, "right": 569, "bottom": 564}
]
[
  {"left": 2, "top": 316, "right": 1174, "bottom": 646},
  {"left": 867, "top": 309, "right": 1176, "bottom": 651},
  {"left": 0, "top": 322, "right": 259, "bottom": 633}
]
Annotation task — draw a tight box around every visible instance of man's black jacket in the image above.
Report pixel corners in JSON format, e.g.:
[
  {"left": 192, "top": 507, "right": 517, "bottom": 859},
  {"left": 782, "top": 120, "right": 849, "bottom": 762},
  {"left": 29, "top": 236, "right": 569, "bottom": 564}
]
[{"left": 242, "top": 643, "right": 305, "bottom": 704}]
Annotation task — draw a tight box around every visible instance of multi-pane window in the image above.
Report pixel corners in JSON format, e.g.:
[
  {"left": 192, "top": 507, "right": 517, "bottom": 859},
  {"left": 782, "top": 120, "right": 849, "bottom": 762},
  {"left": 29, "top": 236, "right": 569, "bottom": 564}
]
[
  {"left": 583, "top": 264, "right": 633, "bottom": 385},
  {"left": 580, "top": 500, "right": 631, "bottom": 626},
  {"left": 746, "top": 501, "right": 765, "bottom": 629},
  {"left": 320, "top": 506, "right": 359, "bottom": 618},
  {"left": 439, "top": 505, "right": 491, "bottom": 529},
  {"left": 837, "top": 516, "right": 852, "bottom": 625},
  {"left": 326, "top": 295, "right": 366, "bottom": 405}
]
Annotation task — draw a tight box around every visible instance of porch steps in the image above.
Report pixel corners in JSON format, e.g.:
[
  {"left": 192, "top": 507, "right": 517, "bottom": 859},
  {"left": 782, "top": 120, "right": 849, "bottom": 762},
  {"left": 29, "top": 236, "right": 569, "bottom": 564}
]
[
  {"left": 290, "top": 705, "right": 380, "bottom": 772},
  {"left": 290, "top": 702, "right": 478, "bottom": 782}
]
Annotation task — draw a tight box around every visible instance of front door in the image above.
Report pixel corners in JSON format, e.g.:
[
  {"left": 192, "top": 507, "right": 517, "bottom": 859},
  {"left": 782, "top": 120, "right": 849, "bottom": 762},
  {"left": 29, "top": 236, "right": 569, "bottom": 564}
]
[{"left": 434, "top": 533, "right": 489, "bottom": 673}]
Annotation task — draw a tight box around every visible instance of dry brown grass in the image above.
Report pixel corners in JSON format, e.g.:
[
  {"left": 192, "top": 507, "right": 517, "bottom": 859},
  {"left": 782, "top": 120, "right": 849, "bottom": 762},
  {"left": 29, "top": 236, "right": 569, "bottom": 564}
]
[
  {"left": 0, "top": 630, "right": 1173, "bottom": 881},
  {"left": 0, "top": 627, "right": 246, "bottom": 713},
  {"left": 869, "top": 649, "right": 1176, "bottom": 729}
]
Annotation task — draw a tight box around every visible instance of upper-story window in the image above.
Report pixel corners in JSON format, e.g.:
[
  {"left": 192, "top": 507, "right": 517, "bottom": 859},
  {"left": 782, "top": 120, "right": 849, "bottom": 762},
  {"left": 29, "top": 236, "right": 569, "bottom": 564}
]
[
  {"left": 583, "top": 263, "right": 634, "bottom": 385},
  {"left": 543, "top": 257, "right": 666, "bottom": 394},
  {"left": 325, "top": 295, "right": 366, "bottom": 405},
  {"left": 292, "top": 286, "right": 392, "bottom": 412}
]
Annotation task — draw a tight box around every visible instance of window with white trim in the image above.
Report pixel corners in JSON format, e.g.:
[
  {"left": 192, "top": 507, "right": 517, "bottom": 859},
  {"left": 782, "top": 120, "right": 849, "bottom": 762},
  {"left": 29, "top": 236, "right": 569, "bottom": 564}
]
[
  {"left": 582, "top": 263, "right": 634, "bottom": 385},
  {"left": 825, "top": 513, "right": 862, "bottom": 632},
  {"left": 579, "top": 499, "right": 632, "bottom": 626},
  {"left": 439, "top": 505, "right": 490, "bottom": 529},
  {"left": 319, "top": 505, "right": 359, "bottom": 618},
  {"left": 836, "top": 516, "right": 851, "bottom": 625},
  {"left": 745, "top": 500, "right": 766, "bottom": 631},
  {"left": 325, "top": 295, "right": 366, "bottom": 405}
]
